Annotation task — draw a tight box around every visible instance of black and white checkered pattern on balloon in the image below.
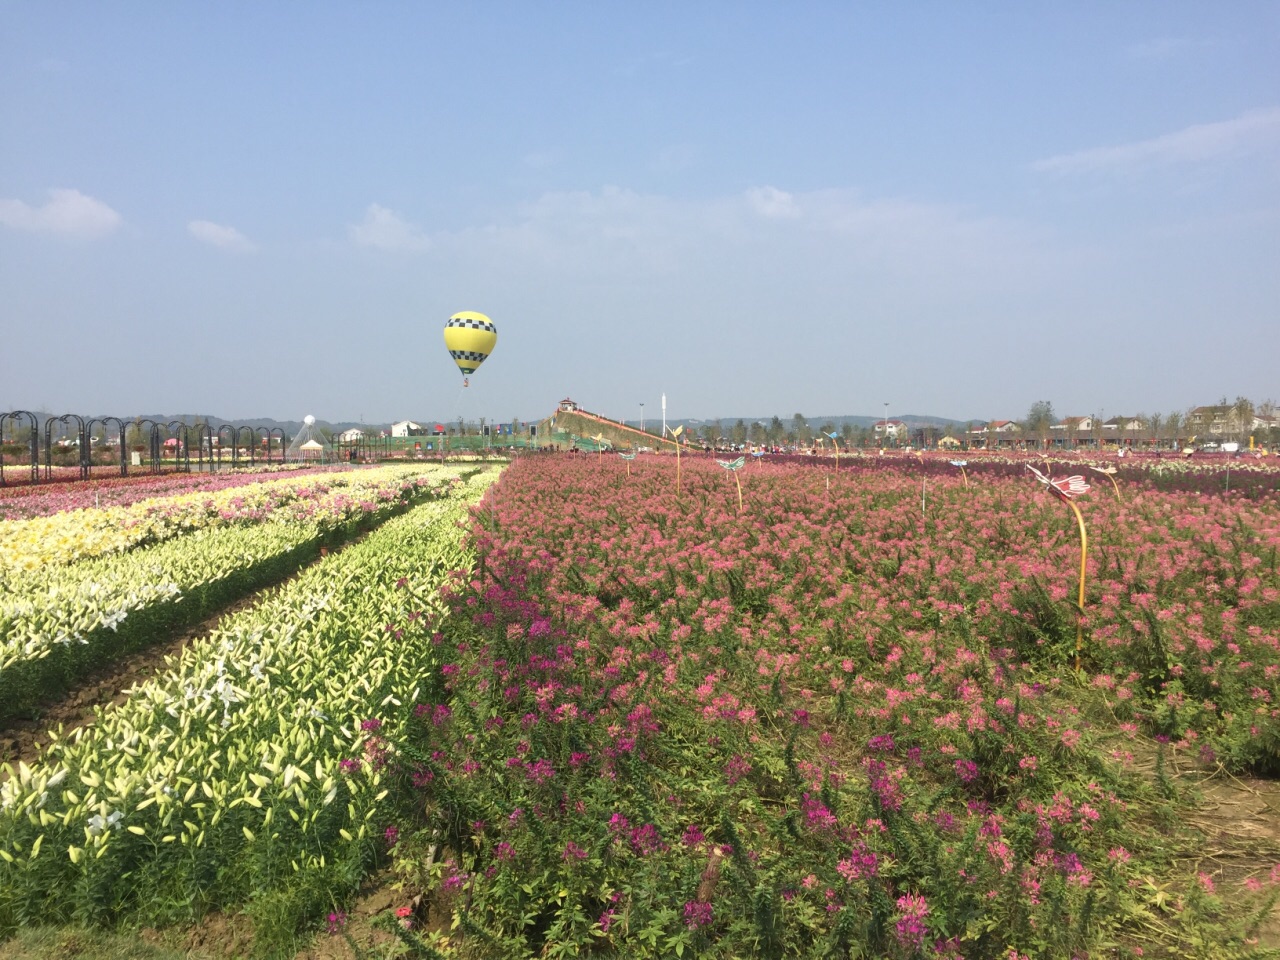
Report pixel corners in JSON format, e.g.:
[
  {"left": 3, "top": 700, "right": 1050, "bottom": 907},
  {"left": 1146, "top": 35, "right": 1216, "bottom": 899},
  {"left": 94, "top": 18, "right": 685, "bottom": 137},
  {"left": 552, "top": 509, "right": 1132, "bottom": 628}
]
[
  {"left": 446, "top": 318, "right": 496, "bottom": 333},
  {"left": 450, "top": 350, "right": 489, "bottom": 362}
]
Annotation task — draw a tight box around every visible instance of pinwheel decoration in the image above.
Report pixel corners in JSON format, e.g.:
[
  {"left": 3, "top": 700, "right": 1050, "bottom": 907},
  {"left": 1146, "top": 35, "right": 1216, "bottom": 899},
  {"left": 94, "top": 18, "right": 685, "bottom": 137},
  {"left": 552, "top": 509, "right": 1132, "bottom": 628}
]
[
  {"left": 1088, "top": 464, "right": 1121, "bottom": 501},
  {"left": 618, "top": 451, "right": 636, "bottom": 476},
  {"left": 1026, "top": 464, "right": 1091, "bottom": 669},
  {"left": 591, "top": 433, "right": 610, "bottom": 459},
  {"left": 717, "top": 455, "right": 746, "bottom": 512},
  {"left": 950, "top": 459, "right": 969, "bottom": 488},
  {"left": 826, "top": 431, "right": 842, "bottom": 470},
  {"left": 666, "top": 424, "right": 685, "bottom": 494},
  {"left": 1026, "top": 465, "right": 1090, "bottom": 502}
]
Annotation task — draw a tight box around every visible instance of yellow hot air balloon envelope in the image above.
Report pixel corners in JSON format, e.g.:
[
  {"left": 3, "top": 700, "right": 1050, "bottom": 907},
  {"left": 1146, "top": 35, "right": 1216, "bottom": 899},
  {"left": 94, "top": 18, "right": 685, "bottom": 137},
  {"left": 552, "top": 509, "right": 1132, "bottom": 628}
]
[{"left": 443, "top": 311, "right": 497, "bottom": 384}]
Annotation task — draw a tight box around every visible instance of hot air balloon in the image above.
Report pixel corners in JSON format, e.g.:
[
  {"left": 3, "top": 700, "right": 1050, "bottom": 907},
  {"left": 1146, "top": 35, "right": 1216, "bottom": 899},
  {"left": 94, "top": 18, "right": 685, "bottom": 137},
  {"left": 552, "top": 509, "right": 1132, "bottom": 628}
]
[{"left": 443, "top": 311, "right": 497, "bottom": 386}]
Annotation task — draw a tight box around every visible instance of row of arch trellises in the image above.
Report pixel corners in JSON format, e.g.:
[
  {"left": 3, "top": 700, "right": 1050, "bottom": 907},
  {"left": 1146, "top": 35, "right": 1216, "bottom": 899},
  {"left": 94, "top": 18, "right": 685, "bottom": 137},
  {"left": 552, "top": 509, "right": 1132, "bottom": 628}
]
[{"left": 0, "top": 411, "right": 287, "bottom": 486}]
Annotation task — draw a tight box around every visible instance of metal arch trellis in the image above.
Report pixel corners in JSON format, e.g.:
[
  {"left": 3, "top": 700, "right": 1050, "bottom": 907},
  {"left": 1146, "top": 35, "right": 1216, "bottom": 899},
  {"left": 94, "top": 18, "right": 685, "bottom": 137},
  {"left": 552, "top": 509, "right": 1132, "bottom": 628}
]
[
  {"left": 0, "top": 410, "right": 40, "bottom": 486},
  {"left": 236, "top": 426, "right": 255, "bottom": 468},
  {"left": 85, "top": 416, "right": 128, "bottom": 477},
  {"left": 44, "top": 413, "right": 89, "bottom": 481},
  {"left": 256, "top": 427, "right": 282, "bottom": 465},
  {"left": 215, "top": 424, "right": 238, "bottom": 469},
  {"left": 128, "top": 420, "right": 162, "bottom": 474},
  {"left": 71, "top": 415, "right": 91, "bottom": 480},
  {"left": 166, "top": 420, "right": 192, "bottom": 473},
  {"left": 193, "top": 423, "right": 215, "bottom": 473},
  {"left": 147, "top": 422, "right": 165, "bottom": 474}
]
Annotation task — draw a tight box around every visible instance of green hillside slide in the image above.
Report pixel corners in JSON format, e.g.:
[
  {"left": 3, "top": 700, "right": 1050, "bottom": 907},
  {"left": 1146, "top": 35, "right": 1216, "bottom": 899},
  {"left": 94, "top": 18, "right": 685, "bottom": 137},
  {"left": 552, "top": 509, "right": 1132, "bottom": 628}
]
[{"left": 543, "top": 408, "right": 680, "bottom": 452}]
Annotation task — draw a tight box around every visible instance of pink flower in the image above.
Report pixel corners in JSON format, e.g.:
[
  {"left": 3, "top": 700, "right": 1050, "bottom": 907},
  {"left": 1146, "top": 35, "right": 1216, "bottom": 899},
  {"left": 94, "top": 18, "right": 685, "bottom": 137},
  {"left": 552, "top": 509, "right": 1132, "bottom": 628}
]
[{"left": 893, "top": 893, "right": 929, "bottom": 950}]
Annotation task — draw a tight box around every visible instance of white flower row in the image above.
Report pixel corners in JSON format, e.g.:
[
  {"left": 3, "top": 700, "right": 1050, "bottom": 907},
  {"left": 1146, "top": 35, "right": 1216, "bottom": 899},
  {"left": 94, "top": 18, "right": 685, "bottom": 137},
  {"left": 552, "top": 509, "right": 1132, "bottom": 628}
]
[{"left": 0, "top": 467, "right": 498, "bottom": 930}]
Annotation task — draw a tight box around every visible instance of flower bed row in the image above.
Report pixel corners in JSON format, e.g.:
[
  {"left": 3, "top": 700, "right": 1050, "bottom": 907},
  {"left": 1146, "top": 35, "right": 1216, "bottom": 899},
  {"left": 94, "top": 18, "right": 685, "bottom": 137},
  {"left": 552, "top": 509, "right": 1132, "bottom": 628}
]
[
  {"left": 0, "top": 465, "right": 337, "bottom": 522},
  {"left": 750, "top": 449, "right": 1280, "bottom": 499},
  {"left": 0, "top": 467, "right": 498, "bottom": 950},
  {"left": 0, "top": 467, "right": 464, "bottom": 722},
  {"left": 374, "top": 456, "right": 1279, "bottom": 958},
  {"left": 0, "top": 466, "right": 423, "bottom": 575}
]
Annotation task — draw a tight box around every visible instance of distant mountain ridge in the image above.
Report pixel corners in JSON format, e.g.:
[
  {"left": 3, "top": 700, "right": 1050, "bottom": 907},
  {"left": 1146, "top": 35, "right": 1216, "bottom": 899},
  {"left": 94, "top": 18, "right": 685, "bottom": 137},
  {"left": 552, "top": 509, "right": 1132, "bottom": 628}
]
[
  {"left": 624, "top": 413, "right": 974, "bottom": 430},
  {"left": 16, "top": 408, "right": 980, "bottom": 438}
]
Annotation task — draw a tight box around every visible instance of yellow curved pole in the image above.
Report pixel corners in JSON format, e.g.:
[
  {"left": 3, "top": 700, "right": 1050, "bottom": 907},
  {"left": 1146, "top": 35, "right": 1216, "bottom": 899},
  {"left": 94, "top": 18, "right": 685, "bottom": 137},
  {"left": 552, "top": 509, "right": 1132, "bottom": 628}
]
[
  {"left": 1106, "top": 473, "right": 1121, "bottom": 501},
  {"left": 1066, "top": 498, "right": 1088, "bottom": 670}
]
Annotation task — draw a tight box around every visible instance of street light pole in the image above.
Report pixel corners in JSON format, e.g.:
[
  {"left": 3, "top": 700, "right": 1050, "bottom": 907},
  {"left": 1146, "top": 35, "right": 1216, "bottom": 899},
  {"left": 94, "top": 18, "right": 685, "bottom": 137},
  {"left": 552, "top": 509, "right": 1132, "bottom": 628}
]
[
  {"left": 884, "top": 402, "right": 889, "bottom": 448},
  {"left": 640, "top": 402, "right": 645, "bottom": 433},
  {"left": 662, "top": 394, "right": 667, "bottom": 439}
]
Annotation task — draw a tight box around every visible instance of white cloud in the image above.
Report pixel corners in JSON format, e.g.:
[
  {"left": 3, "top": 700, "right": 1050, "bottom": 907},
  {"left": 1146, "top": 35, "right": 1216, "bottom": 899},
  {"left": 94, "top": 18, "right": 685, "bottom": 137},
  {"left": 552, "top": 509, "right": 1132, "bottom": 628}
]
[
  {"left": 349, "top": 204, "right": 430, "bottom": 252},
  {"left": 1033, "top": 107, "right": 1280, "bottom": 175},
  {"left": 746, "top": 186, "right": 800, "bottom": 219},
  {"left": 429, "top": 183, "right": 1046, "bottom": 306},
  {"left": 188, "top": 219, "right": 256, "bottom": 252},
  {"left": 0, "top": 188, "right": 121, "bottom": 239}
]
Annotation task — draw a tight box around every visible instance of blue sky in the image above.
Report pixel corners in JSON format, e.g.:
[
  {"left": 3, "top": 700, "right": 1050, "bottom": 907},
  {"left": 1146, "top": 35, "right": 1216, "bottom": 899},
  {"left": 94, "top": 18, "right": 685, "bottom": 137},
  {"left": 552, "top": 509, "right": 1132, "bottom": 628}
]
[{"left": 2, "top": 3, "right": 1277, "bottom": 427}]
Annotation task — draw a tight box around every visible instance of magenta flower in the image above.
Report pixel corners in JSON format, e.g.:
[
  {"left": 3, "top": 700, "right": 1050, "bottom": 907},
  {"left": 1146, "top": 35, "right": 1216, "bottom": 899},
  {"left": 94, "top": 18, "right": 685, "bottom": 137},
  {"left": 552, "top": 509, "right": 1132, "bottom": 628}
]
[
  {"left": 683, "top": 900, "right": 713, "bottom": 929},
  {"left": 893, "top": 893, "right": 929, "bottom": 950}
]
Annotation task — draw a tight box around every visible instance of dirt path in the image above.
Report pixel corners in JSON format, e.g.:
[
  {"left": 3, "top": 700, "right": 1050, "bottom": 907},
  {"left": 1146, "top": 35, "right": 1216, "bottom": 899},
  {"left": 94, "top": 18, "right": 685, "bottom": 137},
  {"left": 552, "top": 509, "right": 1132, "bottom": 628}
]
[
  {"left": 1185, "top": 769, "right": 1280, "bottom": 943},
  {"left": 1124, "top": 740, "right": 1280, "bottom": 946}
]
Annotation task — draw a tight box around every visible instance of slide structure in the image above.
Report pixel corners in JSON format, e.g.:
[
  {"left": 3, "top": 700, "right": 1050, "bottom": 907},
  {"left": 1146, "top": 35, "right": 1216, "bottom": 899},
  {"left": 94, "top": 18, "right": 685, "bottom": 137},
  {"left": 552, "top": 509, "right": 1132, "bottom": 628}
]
[{"left": 542, "top": 407, "right": 680, "bottom": 452}]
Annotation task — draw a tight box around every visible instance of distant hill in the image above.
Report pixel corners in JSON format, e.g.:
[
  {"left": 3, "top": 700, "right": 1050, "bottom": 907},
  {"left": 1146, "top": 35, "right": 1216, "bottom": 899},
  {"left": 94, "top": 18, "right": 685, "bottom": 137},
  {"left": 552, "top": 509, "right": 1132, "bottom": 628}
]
[
  {"left": 14, "top": 407, "right": 982, "bottom": 440},
  {"left": 619, "top": 413, "right": 974, "bottom": 431}
]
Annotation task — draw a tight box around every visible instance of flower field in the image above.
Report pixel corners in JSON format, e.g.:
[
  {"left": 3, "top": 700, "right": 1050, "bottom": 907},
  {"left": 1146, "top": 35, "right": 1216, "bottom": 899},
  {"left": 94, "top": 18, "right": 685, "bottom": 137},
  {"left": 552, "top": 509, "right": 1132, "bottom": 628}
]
[
  {"left": 0, "top": 466, "right": 465, "bottom": 722},
  {"left": 373, "top": 456, "right": 1280, "bottom": 958},
  {"left": 0, "top": 466, "right": 499, "bottom": 951},
  {"left": 0, "top": 467, "right": 400, "bottom": 571},
  {"left": 2, "top": 453, "right": 1278, "bottom": 958},
  {"left": 0, "top": 465, "right": 337, "bottom": 522}
]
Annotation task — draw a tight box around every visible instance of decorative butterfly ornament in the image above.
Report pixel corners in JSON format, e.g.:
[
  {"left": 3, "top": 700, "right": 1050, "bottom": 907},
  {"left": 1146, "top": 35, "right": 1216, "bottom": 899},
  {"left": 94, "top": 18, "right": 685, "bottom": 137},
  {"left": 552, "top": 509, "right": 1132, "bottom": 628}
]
[{"left": 1026, "top": 464, "right": 1090, "bottom": 501}]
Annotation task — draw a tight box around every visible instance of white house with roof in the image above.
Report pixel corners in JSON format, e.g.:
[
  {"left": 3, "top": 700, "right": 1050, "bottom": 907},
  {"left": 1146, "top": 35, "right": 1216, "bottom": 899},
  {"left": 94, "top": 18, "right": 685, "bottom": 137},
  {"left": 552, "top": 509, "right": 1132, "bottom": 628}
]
[
  {"left": 966, "top": 419, "right": 1021, "bottom": 447},
  {"left": 873, "top": 419, "right": 906, "bottom": 439},
  {"left": 390, "top": 421, "right": 422, "bottom": 437},
  {"left": 1051, "top": 416, "right": 1096, "bottom": 435}
]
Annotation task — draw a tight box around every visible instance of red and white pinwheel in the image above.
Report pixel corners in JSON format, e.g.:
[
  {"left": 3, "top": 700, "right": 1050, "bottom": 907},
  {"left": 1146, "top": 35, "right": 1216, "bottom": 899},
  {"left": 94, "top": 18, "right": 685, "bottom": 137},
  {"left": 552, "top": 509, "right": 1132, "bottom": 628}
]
[{"left": 1026, "top": 464, "right": 1090, "bottom": 501}]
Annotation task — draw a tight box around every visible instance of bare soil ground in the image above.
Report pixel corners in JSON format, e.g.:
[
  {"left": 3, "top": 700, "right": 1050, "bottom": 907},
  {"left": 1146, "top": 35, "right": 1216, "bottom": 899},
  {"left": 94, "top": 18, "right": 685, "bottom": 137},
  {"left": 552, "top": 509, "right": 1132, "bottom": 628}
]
[
  {"left": 1186, "top": 770, "right": 1280, "bottom": 943},
  {"left": 1126, "top": 742, "right": 1280, "bottom": 948}
]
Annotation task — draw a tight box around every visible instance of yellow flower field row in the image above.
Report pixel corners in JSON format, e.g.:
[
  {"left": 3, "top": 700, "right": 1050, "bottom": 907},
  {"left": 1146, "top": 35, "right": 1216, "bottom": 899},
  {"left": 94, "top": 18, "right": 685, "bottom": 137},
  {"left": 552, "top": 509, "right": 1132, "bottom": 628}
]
[{"left": 0, "top": 466, "right": 435, "bottom": 577}]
